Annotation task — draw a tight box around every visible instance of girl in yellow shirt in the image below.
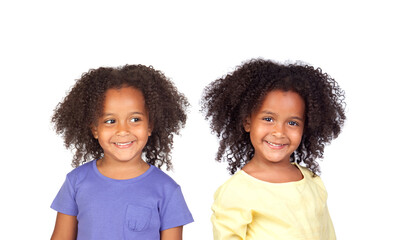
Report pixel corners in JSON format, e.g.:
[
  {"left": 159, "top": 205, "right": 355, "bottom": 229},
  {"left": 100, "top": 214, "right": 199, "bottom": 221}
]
[{"left": 201, "top": 59, "right": 346, "bottom": 240}]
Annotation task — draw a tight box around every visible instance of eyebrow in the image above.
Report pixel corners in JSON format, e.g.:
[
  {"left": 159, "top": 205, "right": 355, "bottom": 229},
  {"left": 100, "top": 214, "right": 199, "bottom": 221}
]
[
  {"left": 259, "top": 110, "right": 304, "bottom": 121},
  {"left": 290, "top": 116, "right": 304, "bottom": 122},
  {"left": 102, "top": 112, "right": 145, "bottom": 117}
]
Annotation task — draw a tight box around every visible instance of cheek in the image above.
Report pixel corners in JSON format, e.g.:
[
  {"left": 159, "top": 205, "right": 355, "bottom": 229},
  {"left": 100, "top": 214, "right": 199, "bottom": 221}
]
[
  {"left": 249, "top": 125, "right": 269, "bottom": 141},
  {"left": 290, "top": 130, "right": 304, "bottom": 145},
  {"left": 136, "top": 125, "right": 151, "bottom": 138},
  {"left": 96, "top": 128, "right": 114, "bottom": 144}
]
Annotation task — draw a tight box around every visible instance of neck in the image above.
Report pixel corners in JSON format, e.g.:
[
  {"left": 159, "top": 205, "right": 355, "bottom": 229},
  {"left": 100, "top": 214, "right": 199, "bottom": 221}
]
[
  {"left": 96, "top": 158, "right": 150, "bottom": 180},
  {"left": 249, "top": 156, "right": 294, "bottom": 171},
  {"left": 242, "top": 157, "right": 302, "bottom": 183}
]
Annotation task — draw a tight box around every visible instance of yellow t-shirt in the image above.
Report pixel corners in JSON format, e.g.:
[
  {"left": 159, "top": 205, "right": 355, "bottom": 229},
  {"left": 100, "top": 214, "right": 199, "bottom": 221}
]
[{"left": 211, "top": 164, "right": 336, "bottom": 240}]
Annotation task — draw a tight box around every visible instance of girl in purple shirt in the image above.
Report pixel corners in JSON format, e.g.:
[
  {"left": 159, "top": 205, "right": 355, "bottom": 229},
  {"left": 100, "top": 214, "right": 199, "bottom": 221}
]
[{"left": 51, "top": 65, "right": 193, "bottom": 240}]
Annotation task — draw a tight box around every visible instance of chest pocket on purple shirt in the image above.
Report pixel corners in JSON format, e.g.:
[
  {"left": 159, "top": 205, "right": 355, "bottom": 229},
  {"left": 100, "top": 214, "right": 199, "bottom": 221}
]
[{"left": 125, "top": 204, "right": 152, "bottom": 232}]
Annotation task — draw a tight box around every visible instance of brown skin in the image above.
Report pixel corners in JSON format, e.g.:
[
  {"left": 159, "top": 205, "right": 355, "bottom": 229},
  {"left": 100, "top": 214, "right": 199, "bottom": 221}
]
[
  {"left": 52, "top": 64, "right": 189, "bottom": 170},
  {"left": 242, "top": 91, "right": 305, "bottom": 183},
  {"left": 201, "top": 59, "right": 346, "bottom": 175},
  {"left": 51, "top": 213, "right": 77, "bottom": 240},
  {"left": 92, "top": 87, "right": 152, "bottom": 180},
  {"left": 160, "top": 226, "right": 183, "bottom": 240},
  {"left": 51, "top": 87, "right": 186, "bottom": 239}
]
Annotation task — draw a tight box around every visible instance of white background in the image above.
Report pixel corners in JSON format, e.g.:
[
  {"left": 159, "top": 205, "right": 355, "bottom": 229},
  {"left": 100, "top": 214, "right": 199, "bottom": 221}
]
[{"left": 1, "top": 0, "right": 395, "bottom": 239}]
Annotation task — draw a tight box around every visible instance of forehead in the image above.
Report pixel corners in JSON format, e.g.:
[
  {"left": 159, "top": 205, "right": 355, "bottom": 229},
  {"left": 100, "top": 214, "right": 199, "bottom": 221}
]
[
  {"left": 102, "top": 87, "right": 146, "bottom": 112},
  {"left": 256, "top": 90, "right": 305, "bottom": 116}
]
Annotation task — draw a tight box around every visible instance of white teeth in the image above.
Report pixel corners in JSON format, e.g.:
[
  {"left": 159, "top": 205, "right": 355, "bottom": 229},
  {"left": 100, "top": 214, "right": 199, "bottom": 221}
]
[
  {"left": 266, "top": 141, "right": 283, "bottom": 147},
  {"left": 115, "top": 141, "right": 132, "bottom": 146}
]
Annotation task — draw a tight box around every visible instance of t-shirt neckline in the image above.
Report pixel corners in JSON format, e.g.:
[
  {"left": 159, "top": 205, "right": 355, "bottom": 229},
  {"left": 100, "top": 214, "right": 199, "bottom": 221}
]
[
  {"left": 92, "top": 159, "right": 154, "bottom": 183},
  {"left": 240, "top": 163, "right": 307, "bottom": 185}
]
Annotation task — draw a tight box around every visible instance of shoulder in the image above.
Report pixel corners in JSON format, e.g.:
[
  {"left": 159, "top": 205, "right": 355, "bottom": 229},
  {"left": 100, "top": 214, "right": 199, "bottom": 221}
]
[
  {"left": 214, "top": 171, "right": 250, "bottom": 202},
  {"left": 298, "top": 165, "right": 315, "bottom": 178},
  {"left": 65, "top": 160, "right": 95, "bottom": 185},
  {"left": 218, "top": 171, "right": 247, "bottom": 187},
  {"left": 146, "top": 166, "right": 180, "bottom": 191},
  {"left": 298, "top": 165, "right": 327, "bottom": 191}
]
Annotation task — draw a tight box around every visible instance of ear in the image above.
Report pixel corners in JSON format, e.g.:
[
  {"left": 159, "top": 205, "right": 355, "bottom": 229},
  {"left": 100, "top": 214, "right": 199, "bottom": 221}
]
[
  {"left": 148, "top": 124, "right": 153, "bottom": 136},
  {"left": 243, "top": 117, "right": 251, "bottom": 132},
  {"left": 91, "top": 125, "right": 98, "bottom": 139}
]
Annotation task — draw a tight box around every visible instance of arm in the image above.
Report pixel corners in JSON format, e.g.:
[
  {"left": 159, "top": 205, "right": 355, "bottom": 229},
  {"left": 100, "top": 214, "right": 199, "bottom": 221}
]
[
  {"left": 160, "top": 226, "right": 183, "bottom": 240},
  {"left": 159, "top": 186, "right": 192, "bottom": 240},
  {"left": 51, "top": 212, "right": 77, "bottom": 240},
  {"left": 211, "top": 181, "right": 251, "bottom": 240},
  {"left": 211, "top": 206, "right": 249, "bottom": 240}
]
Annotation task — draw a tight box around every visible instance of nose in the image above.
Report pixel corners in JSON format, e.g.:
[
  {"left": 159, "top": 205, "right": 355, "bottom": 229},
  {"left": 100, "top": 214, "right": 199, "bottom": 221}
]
[
  {"left": 272, "top": 123, "right": 285, "bottom": 137},
  {"left": 116, "top": 122, "right": 130, "bottom": 136}
]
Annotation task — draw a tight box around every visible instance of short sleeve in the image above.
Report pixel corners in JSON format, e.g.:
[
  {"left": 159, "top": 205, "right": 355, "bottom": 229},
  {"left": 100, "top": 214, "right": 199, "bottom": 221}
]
[
  {"left": 159, "top": 186, "right": 194, "bottom": 231},
  {"left": 324, "top": 204, "right": 337, "bottom": 239},
  {"left": 50, "top": 175, "right": 78, "bottom": 216},
  {"left": 211, "top": 184, "right": 252, "bottom": 240}
]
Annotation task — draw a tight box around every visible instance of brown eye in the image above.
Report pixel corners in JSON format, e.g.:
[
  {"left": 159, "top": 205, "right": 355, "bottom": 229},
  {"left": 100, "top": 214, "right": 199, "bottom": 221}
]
[
  {"left": 130, "top": 117, "right": 140, "bottom": 123},
  {"left": 104, "top": 119, "right": 116, "bottom": 124},
  {"left": 262, "top": 117, "right": 273, "bottom": 122}
]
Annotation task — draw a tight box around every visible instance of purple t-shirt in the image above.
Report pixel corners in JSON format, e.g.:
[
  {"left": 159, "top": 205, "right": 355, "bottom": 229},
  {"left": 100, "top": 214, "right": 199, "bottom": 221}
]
[{"left": 51, "top": 160, "right": 193, "bottom": 239}]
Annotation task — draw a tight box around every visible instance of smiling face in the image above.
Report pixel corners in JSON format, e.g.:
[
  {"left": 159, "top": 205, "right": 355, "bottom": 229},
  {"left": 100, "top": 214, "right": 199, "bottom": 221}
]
[
  {"left": 91, "top": 87, "right": 151, "bottom": 164},
  {"left": 244, "top": 90, "right": 305, "bottom": 166}
]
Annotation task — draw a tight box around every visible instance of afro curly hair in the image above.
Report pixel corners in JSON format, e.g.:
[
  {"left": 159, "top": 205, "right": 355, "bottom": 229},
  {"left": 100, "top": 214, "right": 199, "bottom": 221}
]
[
  {"left": 52, "top": 64, "right": 189, "bottom": 170},
  {"left": 201, "top": 58, "right": 346, "bottom": 175}
]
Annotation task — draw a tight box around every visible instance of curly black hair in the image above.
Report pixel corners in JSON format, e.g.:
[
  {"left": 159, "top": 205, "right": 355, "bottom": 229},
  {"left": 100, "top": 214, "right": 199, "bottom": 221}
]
[
  {"left": 52, "top": 64, "right": 189, "bottom": 170},
  {"left": 201, "top": 58, "right": 346, "bottom": 175}
]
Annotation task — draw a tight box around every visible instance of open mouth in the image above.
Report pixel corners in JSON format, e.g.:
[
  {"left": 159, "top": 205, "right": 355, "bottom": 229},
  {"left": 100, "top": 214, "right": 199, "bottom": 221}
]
[
  {"left": 114, "top": 141, "right": 133, "bottom": 147},
  {"left": 265, "top": 140, "right": 286, "bottom": 147}
]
